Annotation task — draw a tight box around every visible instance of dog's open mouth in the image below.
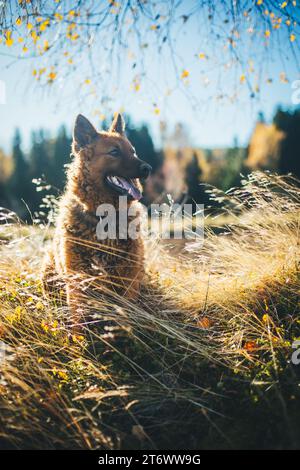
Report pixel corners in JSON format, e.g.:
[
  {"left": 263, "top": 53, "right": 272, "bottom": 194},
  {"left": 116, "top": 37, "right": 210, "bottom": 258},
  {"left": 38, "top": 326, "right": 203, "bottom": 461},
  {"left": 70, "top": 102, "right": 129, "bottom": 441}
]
[{"left": 105, "top": 176, "right": 142, "bottom": 200}]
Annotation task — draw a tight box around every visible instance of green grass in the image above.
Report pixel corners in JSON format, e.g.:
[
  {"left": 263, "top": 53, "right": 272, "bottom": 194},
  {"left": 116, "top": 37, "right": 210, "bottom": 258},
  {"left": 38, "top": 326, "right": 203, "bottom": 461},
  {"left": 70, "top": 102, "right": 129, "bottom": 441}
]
[{"left": 0, "top": 172, "right": 299, "bottom": 449}]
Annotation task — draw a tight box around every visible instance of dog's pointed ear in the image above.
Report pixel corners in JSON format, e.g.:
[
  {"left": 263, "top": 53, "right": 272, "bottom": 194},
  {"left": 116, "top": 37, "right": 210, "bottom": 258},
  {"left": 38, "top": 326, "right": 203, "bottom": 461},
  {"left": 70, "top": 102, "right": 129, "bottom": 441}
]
[
  {"left": 73, "top": 114, "right": 98, "bottom": 150},
  {"left": 109, "top": 112, "right": 125, "bottom": 135}
]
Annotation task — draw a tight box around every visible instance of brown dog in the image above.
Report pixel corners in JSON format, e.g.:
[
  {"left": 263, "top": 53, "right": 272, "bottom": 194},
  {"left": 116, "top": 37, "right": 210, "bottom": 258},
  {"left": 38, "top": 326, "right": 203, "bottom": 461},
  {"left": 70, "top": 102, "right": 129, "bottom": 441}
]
[{"left": 42, "top": 113, "right": 151, "bottom": 329}]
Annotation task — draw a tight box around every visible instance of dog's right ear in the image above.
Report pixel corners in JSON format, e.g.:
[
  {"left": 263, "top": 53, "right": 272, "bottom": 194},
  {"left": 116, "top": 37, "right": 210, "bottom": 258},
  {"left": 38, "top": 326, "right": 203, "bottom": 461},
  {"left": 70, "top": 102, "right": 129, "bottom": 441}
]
[{"left": 73, "top": 114, "right": 98, "bottom": 151}]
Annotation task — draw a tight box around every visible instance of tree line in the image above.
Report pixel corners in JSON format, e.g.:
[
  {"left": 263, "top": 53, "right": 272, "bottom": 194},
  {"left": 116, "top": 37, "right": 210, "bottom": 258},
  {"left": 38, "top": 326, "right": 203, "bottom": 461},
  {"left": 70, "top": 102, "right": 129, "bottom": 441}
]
[
  {"left": 1, "top": 107, "right": 300, "bottom": 222},
  {"left": 0, "top": 126, "right": 72, "bottom": 221}
]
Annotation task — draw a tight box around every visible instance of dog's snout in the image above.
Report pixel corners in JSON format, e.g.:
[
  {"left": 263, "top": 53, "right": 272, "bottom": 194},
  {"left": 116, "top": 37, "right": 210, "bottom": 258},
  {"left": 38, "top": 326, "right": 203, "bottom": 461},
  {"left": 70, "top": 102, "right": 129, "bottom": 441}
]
[{"left": 139, "top": 163, "right": 152, "bottom": 179}]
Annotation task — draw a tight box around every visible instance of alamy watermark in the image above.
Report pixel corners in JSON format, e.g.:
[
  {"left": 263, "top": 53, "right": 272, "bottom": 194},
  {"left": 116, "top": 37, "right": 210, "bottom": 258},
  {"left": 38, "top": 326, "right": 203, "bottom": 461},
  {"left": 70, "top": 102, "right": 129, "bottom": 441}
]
[
  {"left": 291, "top": 340, "right": 300, "bottom": 365},
  {"left": 0, "top": 341, "right": 6, "bottom": 365},
  {"left": 96, "top": 196, "right": 204, "bottom": 243},
  {"left": 0, "top": 80, "right": 6, "bottom": 105},
  {"left": 291, "top": 80, "right": 300, "bottom": 105}
]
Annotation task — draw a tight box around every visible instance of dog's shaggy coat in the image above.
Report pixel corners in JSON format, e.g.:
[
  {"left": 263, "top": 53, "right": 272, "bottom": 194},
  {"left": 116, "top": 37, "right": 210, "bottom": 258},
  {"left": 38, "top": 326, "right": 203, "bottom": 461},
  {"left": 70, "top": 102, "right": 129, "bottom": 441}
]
[{"left": 42, "top": 113, "right": 151, "bottom": 328}]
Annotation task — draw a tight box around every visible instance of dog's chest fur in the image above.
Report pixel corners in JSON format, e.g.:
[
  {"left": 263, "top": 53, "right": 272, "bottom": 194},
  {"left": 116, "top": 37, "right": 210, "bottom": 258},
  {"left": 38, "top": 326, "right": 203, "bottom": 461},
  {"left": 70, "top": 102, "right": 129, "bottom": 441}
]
[{"left": 55, "top": 195, "right": 144, "bottom": 280}]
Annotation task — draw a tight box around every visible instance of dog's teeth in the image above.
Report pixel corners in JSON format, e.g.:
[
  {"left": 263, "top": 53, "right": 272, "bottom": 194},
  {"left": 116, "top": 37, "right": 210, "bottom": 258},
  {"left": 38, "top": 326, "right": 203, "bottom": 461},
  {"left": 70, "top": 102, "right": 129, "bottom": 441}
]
[{"left": 116, "top": 177, "right": 124, "bottom": 188}]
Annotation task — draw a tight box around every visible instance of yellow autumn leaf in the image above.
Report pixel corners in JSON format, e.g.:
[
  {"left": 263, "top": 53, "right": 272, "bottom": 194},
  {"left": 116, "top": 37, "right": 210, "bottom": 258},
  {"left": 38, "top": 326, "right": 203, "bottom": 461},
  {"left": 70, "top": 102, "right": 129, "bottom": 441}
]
[
  {"left": 240, "top": 74, "right": 246, "bottom": 84},
  {"left": 5, "top": 31, "right": 14, "bottom": 47},
  {"left": 14, "top": 305, "right": 24, "bottom": 319},
  {"left": 290, "top": 33, "right": 296, "bottom": 42},
  {"left": 40, "top": 20, "right": 50, "bottom": 32},
  {"left": 181, "top": 69, "right": 189, "bottom": 79},
  {"left": 281, "top": 1, "right": 287, "bottom": 7},
  {"left": 262, "top": 314, "right": 270, "bottom": 323},
  {"left": 72, "top": 334, "right": 84, "bottom": 343},
  {"left": 198, "top": 52, "right": 206, "bottom": 59},
  {"left": 280, "top": 71, "right": 288, "bottom": 83},
  {"left": 27, "top": 23, "right": 33, "bottom": 30},
  {"left": 257, "top": 0, "right": 263, "bottom": 4},
  {"left": 54, "top": 13, "right": 63, "bottom": 21},
  {"left": 6, "top": 38, "right": 14, "bottom": 47},
  {"left": 16, "top": 17, "right": 22, "bottom": 26},
  {"left": 69, "top": 33, "right": 79, "bottom": 41},
  {"left": 31, "top": 30, "right": 39, "bottom": 43},
  {"left": 22, "top": 45, "right": 28, "bottom": 52},
  {"left": 153, "top": 106, "right": 160, "bottom": 115},
  {"left": 57, "top": 370, "right": 68, "bottom": 380},
  {"left": 265, "top": 29, "right": 271, "bottom": 37},
  {"left": 48, "top": 71, "right": 57, "bottom": 82}
]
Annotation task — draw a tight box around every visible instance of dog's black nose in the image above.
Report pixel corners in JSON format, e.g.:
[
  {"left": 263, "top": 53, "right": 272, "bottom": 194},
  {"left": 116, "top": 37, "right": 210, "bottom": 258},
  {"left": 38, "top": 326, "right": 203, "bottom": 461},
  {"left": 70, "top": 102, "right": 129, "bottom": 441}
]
[{"left": 139, "top": 163, "right": 152, "bottom": 179}]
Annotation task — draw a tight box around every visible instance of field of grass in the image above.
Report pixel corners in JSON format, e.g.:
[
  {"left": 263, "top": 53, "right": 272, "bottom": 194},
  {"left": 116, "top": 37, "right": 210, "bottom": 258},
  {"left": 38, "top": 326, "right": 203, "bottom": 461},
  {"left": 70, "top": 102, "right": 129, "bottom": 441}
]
[{"left": 0, "top": 172, "right": 299, "bottom": 449}]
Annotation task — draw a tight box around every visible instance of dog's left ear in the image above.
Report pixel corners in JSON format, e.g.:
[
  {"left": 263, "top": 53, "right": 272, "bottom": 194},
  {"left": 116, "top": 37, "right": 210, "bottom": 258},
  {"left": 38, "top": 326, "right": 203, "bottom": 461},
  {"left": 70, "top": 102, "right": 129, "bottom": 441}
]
[{"left": 109, "top": 112, "right": 125, "bottom": 135}]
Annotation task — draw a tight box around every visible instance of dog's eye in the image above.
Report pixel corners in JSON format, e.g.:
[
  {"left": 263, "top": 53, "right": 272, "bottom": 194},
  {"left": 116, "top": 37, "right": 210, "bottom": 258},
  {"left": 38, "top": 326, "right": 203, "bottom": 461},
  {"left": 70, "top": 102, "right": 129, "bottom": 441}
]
[{"left": 108, "top": 148, "right": 120, "bottom": 157}]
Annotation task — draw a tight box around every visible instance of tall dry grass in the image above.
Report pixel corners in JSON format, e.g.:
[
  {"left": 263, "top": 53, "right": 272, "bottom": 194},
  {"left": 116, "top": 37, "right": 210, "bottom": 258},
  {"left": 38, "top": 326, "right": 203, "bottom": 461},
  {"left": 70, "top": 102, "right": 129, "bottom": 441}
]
[{"left": 0, "top": 172, "right": 299, "bottom": 449}]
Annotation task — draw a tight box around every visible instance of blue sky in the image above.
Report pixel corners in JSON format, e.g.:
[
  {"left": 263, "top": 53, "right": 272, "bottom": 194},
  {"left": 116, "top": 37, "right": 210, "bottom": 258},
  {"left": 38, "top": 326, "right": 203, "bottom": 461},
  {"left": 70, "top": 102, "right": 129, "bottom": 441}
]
[{"left": 0, "top": 1, "right": 299, "bottom": 152}]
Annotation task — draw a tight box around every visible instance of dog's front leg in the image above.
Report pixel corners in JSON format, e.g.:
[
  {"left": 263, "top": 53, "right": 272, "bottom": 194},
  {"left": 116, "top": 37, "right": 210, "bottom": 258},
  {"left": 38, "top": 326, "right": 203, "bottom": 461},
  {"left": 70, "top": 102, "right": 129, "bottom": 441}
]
[{"left": 64, "top": 241, "right": 95, "bottom": 334}]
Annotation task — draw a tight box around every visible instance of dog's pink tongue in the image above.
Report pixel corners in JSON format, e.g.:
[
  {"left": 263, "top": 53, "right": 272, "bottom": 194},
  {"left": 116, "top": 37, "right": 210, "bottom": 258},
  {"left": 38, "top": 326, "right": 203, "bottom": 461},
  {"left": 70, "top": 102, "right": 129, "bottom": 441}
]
[{"left": 119, "top": 178, "right": 142, "bottom": 200}]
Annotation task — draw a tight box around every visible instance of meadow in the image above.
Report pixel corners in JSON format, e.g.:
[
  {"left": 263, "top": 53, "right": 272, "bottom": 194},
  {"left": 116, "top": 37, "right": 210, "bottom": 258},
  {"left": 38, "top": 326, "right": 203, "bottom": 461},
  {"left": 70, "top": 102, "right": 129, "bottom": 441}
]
[{"left": 0, "top": 172, "right": 299, "bottom": 450}]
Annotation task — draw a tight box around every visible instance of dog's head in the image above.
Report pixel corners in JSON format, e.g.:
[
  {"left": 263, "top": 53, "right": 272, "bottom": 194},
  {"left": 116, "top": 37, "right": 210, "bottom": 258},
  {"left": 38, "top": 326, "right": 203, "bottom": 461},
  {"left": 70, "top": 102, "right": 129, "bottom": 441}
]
[{"left": 71, "top": 113, "right": 152, "bottom": 206}]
